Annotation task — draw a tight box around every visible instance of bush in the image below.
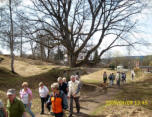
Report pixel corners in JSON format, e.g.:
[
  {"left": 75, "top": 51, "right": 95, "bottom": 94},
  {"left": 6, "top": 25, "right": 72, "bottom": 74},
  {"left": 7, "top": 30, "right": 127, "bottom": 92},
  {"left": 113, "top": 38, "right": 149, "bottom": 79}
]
[
  {"left": 134, "top": 68, "right": 142, "bottom": 77},
  {"left": 109, "top": 64, "right": 115, "bottom": 70}
]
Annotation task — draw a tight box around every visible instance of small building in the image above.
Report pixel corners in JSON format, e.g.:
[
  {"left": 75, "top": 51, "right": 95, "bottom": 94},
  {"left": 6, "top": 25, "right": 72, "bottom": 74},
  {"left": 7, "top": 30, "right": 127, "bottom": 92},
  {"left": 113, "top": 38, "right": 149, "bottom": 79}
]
[{"left": 116, "top": 65, "right": 124, "bottom": 72}]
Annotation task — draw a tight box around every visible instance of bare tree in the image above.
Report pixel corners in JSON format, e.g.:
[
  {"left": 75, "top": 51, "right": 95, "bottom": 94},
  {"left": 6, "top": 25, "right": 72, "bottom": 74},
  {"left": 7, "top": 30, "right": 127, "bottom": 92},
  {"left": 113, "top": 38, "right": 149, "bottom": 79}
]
[
  {"left": 0, "top": 0, "right": 22, "bottom": 73},
  {"left": 9, "top": 0, "right": 16, "bottom": 73},
  {"left": 21, "top": 0, "right": 145, "bottom": 67}
]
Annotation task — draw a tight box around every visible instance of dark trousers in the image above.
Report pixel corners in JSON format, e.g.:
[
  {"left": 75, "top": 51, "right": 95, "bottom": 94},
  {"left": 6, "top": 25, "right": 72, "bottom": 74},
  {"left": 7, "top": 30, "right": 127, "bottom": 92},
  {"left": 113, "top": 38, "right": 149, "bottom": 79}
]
[
  {"left": 70, "top": 96, "right": 80, "bottom": 115},
  {"left": 54, "top": 112, "right": 63, "bottom": 117},
  {"left": 40, "top": 97, "right": 50, "bottom": 113}
]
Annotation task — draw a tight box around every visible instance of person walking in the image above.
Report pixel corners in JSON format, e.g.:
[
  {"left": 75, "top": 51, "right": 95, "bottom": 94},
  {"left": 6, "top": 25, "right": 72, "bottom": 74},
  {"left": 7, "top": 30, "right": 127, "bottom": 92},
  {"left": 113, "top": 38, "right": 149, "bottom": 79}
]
[
  {"left": 0, "top": 100, "right": 7, "bottom": 117},
  {"left": 39, "top": 82, "right": 50, "bottom": 114},
  {"left": 58, "top": 77, "right": 68, "bottom": 95},
  {"left": 131, "top": 70, "right": 135, "bottom": 80},
  {"left": 63, "top": 77, "right": 68, "bottom": 85},
  {"left": 116, "top": 72, "right": 121, "bottom": 87},
  {"left": 68, "top": 75, "right": 81, "bottom": 117},
  {"left": 46, "top": 83, "right": 68, "bottom": 117},
  {"left": 111, "top": 73, "right": 115, "bottom": 85},
  {"left": 19, "top": 82, "right": 35, "bottom": 117},
  {"left": 103, "top": 71, "right": 107, "bottom": 83},
  {"left": 121, "top": 72, "right": 126, "bottom": 84},
  {"left": 108, "top": 73, "right": 113, "bottom": 86},
  {"left": 6, "top": 89, "right": 27, "bottom": 117}
]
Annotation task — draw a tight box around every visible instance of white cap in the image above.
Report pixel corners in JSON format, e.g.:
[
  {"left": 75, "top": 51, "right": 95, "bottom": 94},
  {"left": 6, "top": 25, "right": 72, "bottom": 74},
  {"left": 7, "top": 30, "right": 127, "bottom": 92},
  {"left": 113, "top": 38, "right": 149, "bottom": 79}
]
[{"left": 7, "top": 89, "right": 16, "bottom": 95}]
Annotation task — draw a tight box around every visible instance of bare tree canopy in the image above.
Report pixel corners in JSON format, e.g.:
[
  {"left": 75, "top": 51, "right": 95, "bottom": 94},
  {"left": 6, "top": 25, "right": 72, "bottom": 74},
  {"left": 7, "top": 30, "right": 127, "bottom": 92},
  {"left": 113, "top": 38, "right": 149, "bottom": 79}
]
[{"left": 21, "top": 0, "right": 145, "bottom": 67}]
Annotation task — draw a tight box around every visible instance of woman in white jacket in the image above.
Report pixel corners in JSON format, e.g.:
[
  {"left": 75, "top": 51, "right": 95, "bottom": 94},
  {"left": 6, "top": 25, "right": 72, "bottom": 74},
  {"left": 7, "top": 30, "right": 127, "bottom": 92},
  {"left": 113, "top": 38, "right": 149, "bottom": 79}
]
[{"left": 39, "top": 82, "right": 50, "bottom": 114}]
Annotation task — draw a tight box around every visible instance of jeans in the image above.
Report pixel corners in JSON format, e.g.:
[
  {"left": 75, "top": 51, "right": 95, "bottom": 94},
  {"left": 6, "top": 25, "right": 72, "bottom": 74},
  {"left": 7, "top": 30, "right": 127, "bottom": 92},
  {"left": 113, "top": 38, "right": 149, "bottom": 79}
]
[
  {"left": 110, "top": 80, "right": 113, "bottom": 86},
  {"left": 24, "top": 103, "right": 35, "bottom": 117},
  {"left": 69, "top": 96, "right": 80, "bottom": 115},
  {"left": 41, "top": 97, "right": 51, "bottom": 113}
]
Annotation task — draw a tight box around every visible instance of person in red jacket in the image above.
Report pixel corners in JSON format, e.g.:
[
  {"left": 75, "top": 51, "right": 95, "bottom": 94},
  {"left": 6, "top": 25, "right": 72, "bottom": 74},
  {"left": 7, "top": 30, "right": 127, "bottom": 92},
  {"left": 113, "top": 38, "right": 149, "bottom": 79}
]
[{"left": 46, "top": 83, "right": 68, "bottom": 117}]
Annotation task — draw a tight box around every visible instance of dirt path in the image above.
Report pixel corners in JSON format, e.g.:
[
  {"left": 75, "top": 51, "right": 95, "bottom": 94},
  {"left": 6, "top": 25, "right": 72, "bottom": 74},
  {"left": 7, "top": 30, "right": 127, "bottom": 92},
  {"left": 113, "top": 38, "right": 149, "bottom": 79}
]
[{"left": 34, "top": 85, "right": 120, "bottom": 117}]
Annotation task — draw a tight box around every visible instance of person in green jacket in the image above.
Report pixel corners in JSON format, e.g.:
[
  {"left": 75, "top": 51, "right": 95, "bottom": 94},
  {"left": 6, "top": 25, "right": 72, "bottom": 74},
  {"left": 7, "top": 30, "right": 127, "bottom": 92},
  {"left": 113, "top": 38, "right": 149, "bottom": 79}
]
[{"left": 6, "top": 89, "right": 27, "bottom": 117}]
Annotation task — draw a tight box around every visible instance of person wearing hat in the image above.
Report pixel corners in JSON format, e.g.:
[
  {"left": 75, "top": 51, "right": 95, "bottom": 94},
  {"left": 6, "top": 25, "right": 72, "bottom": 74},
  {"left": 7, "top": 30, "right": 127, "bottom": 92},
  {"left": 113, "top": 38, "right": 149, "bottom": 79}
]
[
  {"left": 6, "top": 89, "right": 27, "bottom": 117},
  {"left": 68, "top": 75, "right": 81, "bottom": 117},
  {"left": 19, "top": 82, "right": 35, "bottom": 117},
  {"left": 0, "top": 100, "right": 7, "bottom": 117},
  {"left": 46, "top": 82, "right": 68, "bottom": 117},
  {"left": 38, "top": 82, "right": 50, "bottom": 114}
]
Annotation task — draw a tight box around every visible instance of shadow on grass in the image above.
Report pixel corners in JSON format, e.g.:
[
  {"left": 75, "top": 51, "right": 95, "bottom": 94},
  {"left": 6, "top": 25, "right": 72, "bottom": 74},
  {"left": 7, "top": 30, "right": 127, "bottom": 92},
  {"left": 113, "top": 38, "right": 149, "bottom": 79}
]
[
  {"left": 72, "top": 111, "right": 106, "bottom": 117},
  {"left": 0, "top": 67, "right": 66, "bottom": 90}
]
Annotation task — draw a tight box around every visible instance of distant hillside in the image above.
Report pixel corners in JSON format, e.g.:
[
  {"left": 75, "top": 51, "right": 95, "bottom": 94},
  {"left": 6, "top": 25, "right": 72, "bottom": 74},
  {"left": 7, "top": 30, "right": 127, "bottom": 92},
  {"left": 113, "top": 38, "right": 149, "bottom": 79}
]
[
  {"left": 0, "top": 55, "right": 63, "bottom": 77},
  {"left": 102, "top": 55, "right": 145, "bottom": 60}
]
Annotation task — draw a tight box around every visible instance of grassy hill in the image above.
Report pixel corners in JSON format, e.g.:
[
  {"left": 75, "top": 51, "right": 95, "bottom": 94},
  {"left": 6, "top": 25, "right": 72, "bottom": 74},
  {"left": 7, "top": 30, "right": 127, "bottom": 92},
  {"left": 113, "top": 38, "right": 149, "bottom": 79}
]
[{"left": 1, "top": 55, "right": 152, "bottom": 117}]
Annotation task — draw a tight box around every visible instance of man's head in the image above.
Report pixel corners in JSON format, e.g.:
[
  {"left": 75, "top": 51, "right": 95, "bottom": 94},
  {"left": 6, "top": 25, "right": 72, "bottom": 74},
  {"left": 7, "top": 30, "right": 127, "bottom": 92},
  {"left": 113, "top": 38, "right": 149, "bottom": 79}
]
[
  {"left": 57, "top": 77, "right": 63, "bottom": 84},
  {"left": 7, "top": 89, "right": 16, "bottom": 102},
  {"left": 70, "top": 75, "right": 76, "bottom": 82}
]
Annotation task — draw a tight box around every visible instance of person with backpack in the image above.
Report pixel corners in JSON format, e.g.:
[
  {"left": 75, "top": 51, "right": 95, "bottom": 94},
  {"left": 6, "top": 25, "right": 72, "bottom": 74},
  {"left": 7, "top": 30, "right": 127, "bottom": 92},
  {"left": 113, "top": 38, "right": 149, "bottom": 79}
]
[
  {"left": 108, "top": 73, "right": 113, "bottom": 86},
  {"left": 0, "top": 100, "right": 7, "bottom": 117},
  {"left": 121, "top": 72, "right": 126, "bottom": 84},
  {"left": 46, "top": 83, "right": 68, "bottom": 117},
  {"left": 39, "top": 82, "right": 50, "bottom": 114},
  {"left": 103, "top": 71, "right": 107, "bottom": 83}
]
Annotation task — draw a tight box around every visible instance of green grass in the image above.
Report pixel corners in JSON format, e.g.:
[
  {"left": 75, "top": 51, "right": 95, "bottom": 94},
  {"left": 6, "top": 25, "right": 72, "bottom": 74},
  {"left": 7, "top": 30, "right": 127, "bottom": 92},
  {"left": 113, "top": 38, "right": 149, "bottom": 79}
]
[{"left": 89, "top": 72, "right": 152, "bottom": 116}]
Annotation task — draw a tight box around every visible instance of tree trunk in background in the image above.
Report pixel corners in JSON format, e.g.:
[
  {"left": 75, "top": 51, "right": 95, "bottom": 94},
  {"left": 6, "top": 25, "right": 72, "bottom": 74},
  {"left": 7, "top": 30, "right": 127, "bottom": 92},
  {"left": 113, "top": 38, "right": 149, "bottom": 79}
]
[
  {"left": 9, "top": 0, "right": 15, "bottom": 73},
  {"left": 40, "top": 41, "right": 46, "bottom": 61},
  {"left": 20, "top": 26, "right": 23, "bottom": 57},
  {"left": 68, "top": 53, "right": 77, "bottom": 67},
  {"left": 47, "top": 48, "right": 50, "bottom": 61},
  {"left": 30, "top": 41, "right": 35, "bottom": 59}
]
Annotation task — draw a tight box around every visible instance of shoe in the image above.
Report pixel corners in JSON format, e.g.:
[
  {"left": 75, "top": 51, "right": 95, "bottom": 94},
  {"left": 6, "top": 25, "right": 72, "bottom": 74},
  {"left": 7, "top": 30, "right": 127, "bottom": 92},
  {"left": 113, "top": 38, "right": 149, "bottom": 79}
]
[
  {"left": 77, "top": 110, "right": 80, "bottom": 114},
  {"left": 40, "top": 112, "right": 44, "bottom": 114},
  {"left": 77, "top": 111, "right": 80, "bottom": 114},
  {"left": 50, "top": 112, "right": 55, "bottom": 116},
  {"left": 68, "top": 114, "right": 72, "bottom": 117}
]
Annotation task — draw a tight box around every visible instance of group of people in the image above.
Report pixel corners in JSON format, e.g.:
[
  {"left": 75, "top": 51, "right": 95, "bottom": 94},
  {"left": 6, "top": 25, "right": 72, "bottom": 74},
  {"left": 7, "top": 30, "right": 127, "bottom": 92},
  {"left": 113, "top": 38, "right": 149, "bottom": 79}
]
[
  {"left": 103, "top": 71, "right": 127, "bottom": 87},
  {"left": 0, "top": 74, "right": 82, "bottom": 117}
]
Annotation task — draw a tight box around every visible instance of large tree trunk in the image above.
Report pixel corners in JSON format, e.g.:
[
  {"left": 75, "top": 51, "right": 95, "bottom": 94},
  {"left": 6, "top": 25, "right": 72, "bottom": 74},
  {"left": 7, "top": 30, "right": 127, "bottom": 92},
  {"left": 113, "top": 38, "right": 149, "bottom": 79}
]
[
  {"left": 40, "top": 43, "right": 46, "bottom": 61},
  {"left": 68, "top": 53, "right": 77, "bottom": 68},
  {"left": 9, "top": 0, "right": 15, "bottom": 73}
]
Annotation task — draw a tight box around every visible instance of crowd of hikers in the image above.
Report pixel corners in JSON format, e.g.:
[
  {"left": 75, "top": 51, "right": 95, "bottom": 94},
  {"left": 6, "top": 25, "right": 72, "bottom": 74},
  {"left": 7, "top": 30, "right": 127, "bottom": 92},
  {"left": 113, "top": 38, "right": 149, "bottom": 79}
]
[
  {"left": 0, "top": 70, "right": 136, "bottom": 117},
  {"left": 0, "top": 74, "right": 82, "bottom": 117},
  {"left": 103, "top": 70, "right": 135, "bottom": 87}
]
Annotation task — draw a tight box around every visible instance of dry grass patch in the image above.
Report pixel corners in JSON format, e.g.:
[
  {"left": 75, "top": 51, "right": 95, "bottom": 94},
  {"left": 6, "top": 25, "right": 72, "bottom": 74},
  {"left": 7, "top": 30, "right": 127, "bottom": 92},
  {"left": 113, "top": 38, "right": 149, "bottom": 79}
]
[{"left": 0, "top": 55, "right": 66, "bottom": 77}]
